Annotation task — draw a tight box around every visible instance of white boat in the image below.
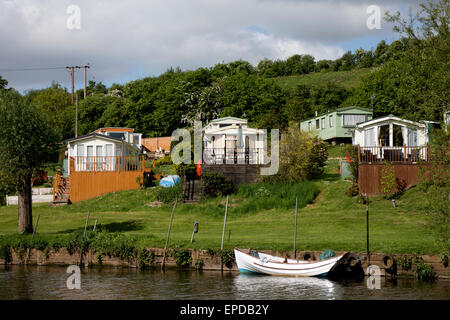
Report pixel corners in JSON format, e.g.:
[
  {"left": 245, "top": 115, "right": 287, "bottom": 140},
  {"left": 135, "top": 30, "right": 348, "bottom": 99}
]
[{"left": 234, "top": 248, "right": 350, "bottom": 277}]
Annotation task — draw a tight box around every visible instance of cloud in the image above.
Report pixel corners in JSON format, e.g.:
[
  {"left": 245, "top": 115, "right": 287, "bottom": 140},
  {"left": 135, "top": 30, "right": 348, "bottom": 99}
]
[{"left": 0, "top": 0, "right": 419, "bottom": 92}]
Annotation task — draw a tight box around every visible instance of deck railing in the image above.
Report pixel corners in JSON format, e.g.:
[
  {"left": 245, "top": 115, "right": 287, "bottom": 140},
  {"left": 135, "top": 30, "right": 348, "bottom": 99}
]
[
  {"left": 72, "top": 156, "right": 145, "bottom": 172},
  {"left": 203, "top": 148, "right": 264, "bottom": 165},
  {"left": 358, "top": 145, "right": 428, "bottom": 164}
]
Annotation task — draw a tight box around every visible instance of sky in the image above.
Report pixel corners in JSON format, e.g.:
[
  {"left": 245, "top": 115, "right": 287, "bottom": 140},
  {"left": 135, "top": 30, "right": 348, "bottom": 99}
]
[{"left": 0, "top": 0, "right": 422, "bottom": 93}]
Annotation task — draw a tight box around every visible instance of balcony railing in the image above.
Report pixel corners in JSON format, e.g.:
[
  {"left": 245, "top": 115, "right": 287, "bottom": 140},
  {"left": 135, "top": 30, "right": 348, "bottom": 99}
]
[
  {"left": 203, "top": 148, "right": 264, "bottom": 165},
  {"left": 358, "top": 146, "right": 428, "bottom": 164},
  {"left": 71, "top": 156, "right": 145, "bottom": 172}
]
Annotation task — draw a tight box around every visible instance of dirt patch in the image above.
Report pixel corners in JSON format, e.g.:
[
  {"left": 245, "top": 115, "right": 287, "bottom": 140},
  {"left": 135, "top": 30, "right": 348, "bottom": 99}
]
[{"left": 145, "top": 201, "right": 163, "bottom": 207}]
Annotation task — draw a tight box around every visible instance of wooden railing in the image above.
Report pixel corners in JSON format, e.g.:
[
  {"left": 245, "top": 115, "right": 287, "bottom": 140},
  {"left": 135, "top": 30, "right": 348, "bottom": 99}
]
[
  {"left": 203, "top": 148, "right": 264, "bottom": 165},
  {"left": 358, "top": 145, "right": 428, "bottom": 164},
  {"left": 72, "top": 155, "right": 145, "bottom": 172}
]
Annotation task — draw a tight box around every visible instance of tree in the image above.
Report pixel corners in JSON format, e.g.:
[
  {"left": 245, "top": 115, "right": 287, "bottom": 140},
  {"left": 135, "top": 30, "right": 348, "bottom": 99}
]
[
  {"left": 0, "top": 90, "right": 59, "bottom": 233},
  {"left": 27, "top": 82, "right": 73, "bottom": 140},
  {"left": 278, "top": 126, "right": 328, "bottom": 182},
  {"left": 350, "top": 0, "right": 449, "bottom": 122},
  {"left": 418, "top": 129, "right": 449, "bottom": 252},
  {"left": 0, "top": 75, "right": 8, "bottom": 90}
]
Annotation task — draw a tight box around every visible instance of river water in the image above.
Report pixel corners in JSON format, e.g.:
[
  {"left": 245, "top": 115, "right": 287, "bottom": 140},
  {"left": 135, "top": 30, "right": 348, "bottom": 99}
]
[{"left": 0, "top": 265, "right": 449, "bottom": 300}]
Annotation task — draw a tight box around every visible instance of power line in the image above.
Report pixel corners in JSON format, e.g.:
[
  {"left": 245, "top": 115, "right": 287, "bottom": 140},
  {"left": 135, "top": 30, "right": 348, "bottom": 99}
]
[{"left": 0, "top": 66, "right": 67, "bottom": 72}]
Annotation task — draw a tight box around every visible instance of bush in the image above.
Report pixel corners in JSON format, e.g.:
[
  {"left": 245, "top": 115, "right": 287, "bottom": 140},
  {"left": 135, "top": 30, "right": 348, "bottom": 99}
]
[
  {"left": 155, "top": 184, "right": 181, "bottom": 203},
  {"left": 344, "top": 144, "right": 359, "bottom": 182},
  {"left": 174, "top": 163, "right": 198, "bottom": 180},
  {"left": 202, "top": 172, "right": 235, "bottom": 198},
  {"left": 154, "top": 156, "right": 172, "bottom": 166},
  {"left": 170, "top": 247, "right": 192, "bottom": 268},
  {"left": 279, "top": 126, "right": 328, "bottom": 182},
  {"left": 413, "top": 257, "right": 436, "bottom": 281}
]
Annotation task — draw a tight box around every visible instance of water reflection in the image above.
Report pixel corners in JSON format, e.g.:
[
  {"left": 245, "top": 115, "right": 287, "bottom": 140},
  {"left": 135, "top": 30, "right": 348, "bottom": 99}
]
[
  {"left": 233, "top": 274, "right": 337, "bottom": 300},
  {"left": 0, "top": 265, "right": 449, "bottom": 300}
]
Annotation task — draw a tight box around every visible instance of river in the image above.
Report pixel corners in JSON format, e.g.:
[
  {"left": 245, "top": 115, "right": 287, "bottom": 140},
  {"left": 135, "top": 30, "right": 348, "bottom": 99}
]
[{"left": 0, "top": 265, "right": 449, "bottom": 300}]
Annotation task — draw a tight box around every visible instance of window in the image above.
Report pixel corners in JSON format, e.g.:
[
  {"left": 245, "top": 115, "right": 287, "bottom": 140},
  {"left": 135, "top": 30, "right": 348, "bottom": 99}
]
[
  {"left": 308, "top": 122, "right": 312, "bottom": 130},
  {"left": 343, "top": 114, "right": 366, "bottom": 127},
  {"left": 87, "top": 146, "right": 94, "bottom": 171},
  {"left": 133, "top": 134, "right": 140, "bottom": 146},
  {"left": 408, "top": 128, "right": 418, "bottom": 146},
  {"left": 329, "top": 115, "right": 333, "bottom": 128},
  {"left": 105, "top": 144, "right": 113, "bottom": 156},
  {"left": 77, "top": 144, "right": 84, "bottom": 157},
  {"left": 316, "top": 119, "right": 320, "bottom": 129},
  {"left": 364, "top": 128, "right": 375, "bottom": 146},
  {"left": 109, "top": 132, "right": 126, "bottom": 141},
  {"left": 321, "top": 118, "right": 325, "bottom": 129}
]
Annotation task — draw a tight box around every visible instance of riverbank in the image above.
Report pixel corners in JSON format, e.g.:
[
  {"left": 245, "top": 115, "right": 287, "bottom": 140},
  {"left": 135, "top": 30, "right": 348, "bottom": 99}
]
[{"left": 1, "top": 246, "right": 449, "bottom": 279}]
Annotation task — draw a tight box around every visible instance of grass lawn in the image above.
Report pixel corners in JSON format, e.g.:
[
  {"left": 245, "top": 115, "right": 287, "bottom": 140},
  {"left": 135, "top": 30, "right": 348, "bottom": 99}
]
[
  {"left": 0, "top": 159, "right": 438, "bottom": 254},
  {"left": 273, "top": 68, "right": 375, "bottom": 92}
]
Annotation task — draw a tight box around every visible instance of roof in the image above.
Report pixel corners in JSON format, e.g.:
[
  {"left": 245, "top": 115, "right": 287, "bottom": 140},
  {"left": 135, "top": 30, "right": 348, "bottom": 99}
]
[
  {"left": 208, "top": 117, "right": 248, "bottom": 124},
  {"left": 65, "top": 133, "right": 125, "bottom": 144},
  {"left": 355, "top": 114, "right": 426, "bottom": 129},
  {"left": 94, "top": 127, "right": 135, "bottom": 133},
  {"left": 64, "top": 133, "right": 140, "bottom": 152},
  {"left": 300, "top": 106, "right": 373, "bottom": 123}
]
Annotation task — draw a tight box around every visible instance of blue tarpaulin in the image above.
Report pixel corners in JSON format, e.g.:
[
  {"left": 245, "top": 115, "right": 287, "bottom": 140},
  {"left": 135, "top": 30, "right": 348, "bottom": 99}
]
[{"left": 159, "top": 175, "right": 181, "bottom": 188}]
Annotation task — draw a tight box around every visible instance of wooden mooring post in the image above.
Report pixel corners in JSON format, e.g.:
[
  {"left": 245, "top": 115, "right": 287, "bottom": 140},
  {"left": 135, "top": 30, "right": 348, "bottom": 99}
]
[
  {"left": 221, "top": 195, "right": 229, "bottom": 251},
  {"left": 293, "top": 197, "right": 298, "bottom": 260},
  {"left": 162, "top": 199, "right": 178, "bottom": 270},
  {"left": 366, "top": 194, "right": 370, "bottom": 264}
]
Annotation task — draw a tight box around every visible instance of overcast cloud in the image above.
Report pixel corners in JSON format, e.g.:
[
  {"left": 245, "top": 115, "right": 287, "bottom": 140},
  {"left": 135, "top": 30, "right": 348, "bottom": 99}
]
[{"left": 0, "top": 0, "right": 421, "bottom": 92}]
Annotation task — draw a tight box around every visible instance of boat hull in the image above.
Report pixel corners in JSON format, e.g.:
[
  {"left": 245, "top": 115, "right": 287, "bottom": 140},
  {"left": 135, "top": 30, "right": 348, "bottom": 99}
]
[{"left": 234, "top": 248, "right": 345, "bottom": 277}]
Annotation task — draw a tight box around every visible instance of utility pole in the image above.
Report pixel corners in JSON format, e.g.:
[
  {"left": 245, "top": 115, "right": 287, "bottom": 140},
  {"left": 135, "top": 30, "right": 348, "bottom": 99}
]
[
  {"left": 66, "top": 65, "right": 89, "bottom": 104},
  {"left": 83, "top": 65, "right": 90, "bottom": 99},
  {"left": 67, "top": 66, "right": 75, "bottom": 104},
  {"left": 75, "top": 94, "right": 78, "bottom": 138}
]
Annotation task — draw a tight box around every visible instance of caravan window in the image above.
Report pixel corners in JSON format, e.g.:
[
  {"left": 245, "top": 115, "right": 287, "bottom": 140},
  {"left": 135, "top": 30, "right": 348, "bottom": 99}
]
[{"left": 343, "top": 114, "right": 366, "bottom": 126}]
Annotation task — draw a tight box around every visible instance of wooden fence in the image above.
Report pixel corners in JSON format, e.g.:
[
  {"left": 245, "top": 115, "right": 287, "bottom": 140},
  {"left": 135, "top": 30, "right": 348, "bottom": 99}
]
[
  {"left": 69, "top": 157, "right": 146, "bottom": 203},
  {"left": 358, "top": 163, "right": 430, "bottom": 196}
]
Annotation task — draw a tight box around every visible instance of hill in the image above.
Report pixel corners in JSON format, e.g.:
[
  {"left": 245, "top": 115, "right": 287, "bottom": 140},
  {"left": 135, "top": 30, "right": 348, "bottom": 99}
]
[{"left": 273, "top": 68, "right": 375, "bottom": 91}]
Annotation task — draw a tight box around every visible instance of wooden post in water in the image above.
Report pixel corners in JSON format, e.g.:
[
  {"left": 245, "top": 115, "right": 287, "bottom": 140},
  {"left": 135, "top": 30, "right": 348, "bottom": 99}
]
[
  {"left": 162, "top": 199, "right": 178, "bottom": 270},
  {"left": 293, "top": 197, "right": 298, "bottom": 260},
  {"left": 221, "top": 195, "right": 229, "bottom": 251}
]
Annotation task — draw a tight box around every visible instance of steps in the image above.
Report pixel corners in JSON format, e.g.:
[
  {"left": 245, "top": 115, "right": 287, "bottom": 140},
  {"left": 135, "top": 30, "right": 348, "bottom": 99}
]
[
  {"left": 182, "top": 179, "right": 202, "bottom": 203},
  {"left": 53, "top": 177, "right": 70, "bottom": 205}
]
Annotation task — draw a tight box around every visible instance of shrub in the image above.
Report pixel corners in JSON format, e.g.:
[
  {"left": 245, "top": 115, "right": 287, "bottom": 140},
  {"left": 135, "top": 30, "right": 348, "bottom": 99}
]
[
  {"left": 155, "top": 184, "right": 181, "bottom": 203},
  {"left": 155, "top": 156, "right": 173, "bottom": 166},
  {"left": 174, "top": 163, "right": 198, "bottom": 180},
  {"left": 379, "top": 162, "right": 396, "bottom": 198},
  {"left": 202, "top": 172, "right": 235, "bottom": 198},
  {"left": 279, "top": 126, "right": 328, "bottom": 182},
  {"left": 219, "top": 249, "right": 234, "bottom": 269},
  {"left": 413, "top": 257, "right": 436, "bottom": 281},
  {"left": 344, "top": 144, "right": 359, "bottom": 182},
  {"left": 170, "top": 247, "right": 192, "bottom": 268},
  {"left": 345, "top": 182, "right": 359, "bottom": 197},
  {"left": 0, "top": 244, "right": 12, "bottom": 264},
  {"left": 137, "top": 248, "right": 156, "bottom": 270}
]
